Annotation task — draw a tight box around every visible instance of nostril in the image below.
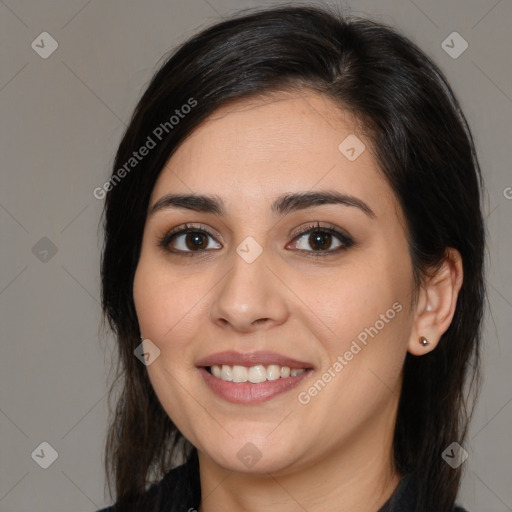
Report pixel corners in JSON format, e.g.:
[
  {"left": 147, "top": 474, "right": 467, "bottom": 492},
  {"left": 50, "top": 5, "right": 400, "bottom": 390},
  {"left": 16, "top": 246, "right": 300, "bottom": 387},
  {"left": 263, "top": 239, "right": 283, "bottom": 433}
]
[{"left": 253, "top": 318, "right": 270, "bottom": 325}]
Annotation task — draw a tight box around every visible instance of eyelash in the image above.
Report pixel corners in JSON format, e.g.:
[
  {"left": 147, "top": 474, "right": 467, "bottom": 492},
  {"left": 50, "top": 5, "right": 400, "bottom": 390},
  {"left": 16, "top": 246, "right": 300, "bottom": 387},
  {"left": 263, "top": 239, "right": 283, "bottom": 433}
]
[{"left": 157, "top": 222, "right": 355, "bottom": 258}]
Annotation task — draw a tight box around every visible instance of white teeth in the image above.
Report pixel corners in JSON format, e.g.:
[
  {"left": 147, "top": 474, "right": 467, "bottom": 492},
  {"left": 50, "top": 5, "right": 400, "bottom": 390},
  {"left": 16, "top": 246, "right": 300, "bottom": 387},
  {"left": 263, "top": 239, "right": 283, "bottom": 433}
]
[
  {"left": 221, "top": 365, "right": 233, "bottom": 382},
  {"left": 248, "top": 365, "right": 267, "bottom": 383},
  {"left": 266, "top": 364, "right": 281, "bottom": 381},
  {"left": 232, "top": 365, "right": 248, "bottom": 382},
  {"left": 280, "top": 366, "right": 291, "bottom": 378},
  {"left": 209, "top": 364, "right": 308, "bottom": 383}
]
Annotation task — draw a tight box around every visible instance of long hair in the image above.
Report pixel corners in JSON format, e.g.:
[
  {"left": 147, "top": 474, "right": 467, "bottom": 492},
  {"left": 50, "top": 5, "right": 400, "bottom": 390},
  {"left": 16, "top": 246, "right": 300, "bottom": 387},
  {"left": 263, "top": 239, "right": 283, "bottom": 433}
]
[{"left": 100, "top": 5, "right": 485, "bottom": 510}]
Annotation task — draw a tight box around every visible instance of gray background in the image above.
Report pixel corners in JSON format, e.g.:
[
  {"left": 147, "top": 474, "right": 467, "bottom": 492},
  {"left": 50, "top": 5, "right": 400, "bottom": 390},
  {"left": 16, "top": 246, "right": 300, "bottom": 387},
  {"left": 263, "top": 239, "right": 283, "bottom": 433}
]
[{"left": 1, "top": 0, "right": 511, "bottom": 511}]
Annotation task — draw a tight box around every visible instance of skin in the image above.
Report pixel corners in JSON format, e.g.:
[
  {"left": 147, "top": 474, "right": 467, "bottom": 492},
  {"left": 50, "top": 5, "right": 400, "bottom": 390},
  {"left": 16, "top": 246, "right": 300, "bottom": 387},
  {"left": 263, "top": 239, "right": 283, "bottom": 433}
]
[{"left": 133, "top": 90, "right": 463, "bottom": 512}]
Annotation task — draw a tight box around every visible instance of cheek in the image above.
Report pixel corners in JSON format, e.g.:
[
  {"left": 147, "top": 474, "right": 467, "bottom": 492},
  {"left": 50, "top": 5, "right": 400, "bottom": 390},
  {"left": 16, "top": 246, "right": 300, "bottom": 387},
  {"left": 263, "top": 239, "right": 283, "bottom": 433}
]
[
  {"left": 132, "top": 257, "right": 208, "bottom": 430},
  {"left": 296, "top": 254, "right": 412, "bottom": 398},
  {"left": 292, "top": 263, "right": 402, "bottom": 349},
  {"left": 133, "top": 255, "right": 205, "bottom": 344}
]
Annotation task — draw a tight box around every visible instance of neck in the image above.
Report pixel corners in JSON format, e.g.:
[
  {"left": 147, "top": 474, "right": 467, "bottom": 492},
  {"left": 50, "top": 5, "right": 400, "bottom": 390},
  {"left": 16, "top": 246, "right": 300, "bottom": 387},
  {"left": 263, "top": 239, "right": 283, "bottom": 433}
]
[{"left": 197, "top": 395, "right": 401, "bottom": 512}]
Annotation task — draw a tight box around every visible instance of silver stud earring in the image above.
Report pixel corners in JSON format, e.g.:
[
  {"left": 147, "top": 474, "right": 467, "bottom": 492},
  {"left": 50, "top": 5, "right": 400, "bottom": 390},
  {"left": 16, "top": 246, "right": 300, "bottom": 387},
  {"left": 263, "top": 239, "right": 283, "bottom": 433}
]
[{"left": 419, "top": 336, "right": 430, "bottom": 346}]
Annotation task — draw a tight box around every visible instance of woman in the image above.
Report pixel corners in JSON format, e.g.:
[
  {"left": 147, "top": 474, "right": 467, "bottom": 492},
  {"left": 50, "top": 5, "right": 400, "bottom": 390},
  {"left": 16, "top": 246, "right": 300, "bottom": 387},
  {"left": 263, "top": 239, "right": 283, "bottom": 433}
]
[{"left": 98, "top": 5, "right": 485, "bottom": 512}]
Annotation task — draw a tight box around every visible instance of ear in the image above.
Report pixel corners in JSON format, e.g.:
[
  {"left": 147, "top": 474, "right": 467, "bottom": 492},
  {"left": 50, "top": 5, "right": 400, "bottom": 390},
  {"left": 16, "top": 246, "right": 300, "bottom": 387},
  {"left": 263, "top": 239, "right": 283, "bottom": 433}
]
[{"left": 408, "top": 248, "right": 464, "bottom": 356}]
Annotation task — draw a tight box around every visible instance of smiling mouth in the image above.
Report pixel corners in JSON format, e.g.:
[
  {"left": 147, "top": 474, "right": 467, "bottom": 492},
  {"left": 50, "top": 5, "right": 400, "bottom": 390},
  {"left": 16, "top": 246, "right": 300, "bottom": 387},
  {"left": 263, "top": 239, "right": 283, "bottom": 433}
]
[{"left": 206, "top": 364, "right": 313, "bottom": 383}]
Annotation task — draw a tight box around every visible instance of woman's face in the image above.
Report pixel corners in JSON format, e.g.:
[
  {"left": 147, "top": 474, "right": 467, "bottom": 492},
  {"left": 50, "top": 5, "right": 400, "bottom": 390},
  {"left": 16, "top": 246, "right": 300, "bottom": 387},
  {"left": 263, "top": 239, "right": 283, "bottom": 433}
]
[{"left": 133, "top": 90, "right": 417, "bottom": 475}]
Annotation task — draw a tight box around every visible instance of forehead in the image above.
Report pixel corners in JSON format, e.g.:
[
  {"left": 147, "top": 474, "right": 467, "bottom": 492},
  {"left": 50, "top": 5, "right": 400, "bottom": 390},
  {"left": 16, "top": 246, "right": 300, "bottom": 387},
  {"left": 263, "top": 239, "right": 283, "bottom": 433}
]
[{"left": 150, "top": 90, "right": 397, "bottom": 220}]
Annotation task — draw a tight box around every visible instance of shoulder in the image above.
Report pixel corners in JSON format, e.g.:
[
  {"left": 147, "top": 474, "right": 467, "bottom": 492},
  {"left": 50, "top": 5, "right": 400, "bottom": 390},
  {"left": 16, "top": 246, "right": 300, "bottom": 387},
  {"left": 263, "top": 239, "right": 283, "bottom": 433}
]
[
  {"left": 96, "top": 474, "right": 170, "bottom": 512},
  {"left": 97, "top": 451, "right": 200, "bottom": 512},
  {"left": 378, "top": 471, "right": 472, "bottom": 512}
]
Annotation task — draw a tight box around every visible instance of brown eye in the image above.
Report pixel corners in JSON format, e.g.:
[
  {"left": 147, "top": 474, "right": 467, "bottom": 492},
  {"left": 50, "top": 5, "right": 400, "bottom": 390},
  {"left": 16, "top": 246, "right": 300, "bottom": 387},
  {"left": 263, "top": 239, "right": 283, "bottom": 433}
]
[
  {"left": 288, "top": 224, "right": 354, "bottom": 255},
  {"left": 184, "top": 232, "right": 209, "bottom": 251},
  {"left": 159, "top": 226, "right": 222, "bottom": 254},
  {"left": 307, "top": 231, "right": 333, "bottom": 251}
]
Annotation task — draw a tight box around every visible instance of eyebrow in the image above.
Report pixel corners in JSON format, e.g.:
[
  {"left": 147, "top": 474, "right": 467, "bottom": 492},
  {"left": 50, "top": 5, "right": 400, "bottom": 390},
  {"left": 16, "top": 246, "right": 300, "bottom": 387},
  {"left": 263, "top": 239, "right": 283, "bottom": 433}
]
[{"left": 149, "top": 191, "right": 376, "bottom": 218}]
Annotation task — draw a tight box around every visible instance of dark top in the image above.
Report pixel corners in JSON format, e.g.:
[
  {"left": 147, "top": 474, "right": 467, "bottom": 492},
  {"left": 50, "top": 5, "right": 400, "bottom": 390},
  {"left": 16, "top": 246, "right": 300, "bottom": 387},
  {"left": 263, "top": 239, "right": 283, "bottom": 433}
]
[{"left": 99, "top": 450, "right": 469, "bottom": 512}]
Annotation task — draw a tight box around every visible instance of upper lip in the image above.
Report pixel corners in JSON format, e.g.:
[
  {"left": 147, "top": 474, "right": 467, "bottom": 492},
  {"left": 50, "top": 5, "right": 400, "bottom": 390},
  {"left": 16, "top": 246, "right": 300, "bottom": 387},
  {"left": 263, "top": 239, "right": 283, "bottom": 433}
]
[{"left": 196, "top": 351, "right": 314, "bottom": 369}]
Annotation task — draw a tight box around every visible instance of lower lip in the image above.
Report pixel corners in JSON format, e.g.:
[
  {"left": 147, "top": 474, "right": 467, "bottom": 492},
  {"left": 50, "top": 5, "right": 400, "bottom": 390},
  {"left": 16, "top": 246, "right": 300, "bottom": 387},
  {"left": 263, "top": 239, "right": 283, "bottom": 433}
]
[{"left": 199, "top": 367, "right": 312, "bottom": 404}]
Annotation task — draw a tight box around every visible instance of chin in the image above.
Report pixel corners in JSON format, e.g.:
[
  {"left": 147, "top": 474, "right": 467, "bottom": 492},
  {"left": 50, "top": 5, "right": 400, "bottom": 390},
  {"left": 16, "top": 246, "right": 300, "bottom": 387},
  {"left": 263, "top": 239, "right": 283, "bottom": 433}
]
[{"left": 196, "top": 432, "right": 305, "bottom": 475}]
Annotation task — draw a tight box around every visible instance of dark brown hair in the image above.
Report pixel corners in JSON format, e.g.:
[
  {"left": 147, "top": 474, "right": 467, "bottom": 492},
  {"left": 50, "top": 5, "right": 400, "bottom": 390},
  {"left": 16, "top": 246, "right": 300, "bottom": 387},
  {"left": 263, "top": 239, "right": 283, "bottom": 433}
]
[{"left": 100, "top": 5, "right": 485, "bottom": 511}]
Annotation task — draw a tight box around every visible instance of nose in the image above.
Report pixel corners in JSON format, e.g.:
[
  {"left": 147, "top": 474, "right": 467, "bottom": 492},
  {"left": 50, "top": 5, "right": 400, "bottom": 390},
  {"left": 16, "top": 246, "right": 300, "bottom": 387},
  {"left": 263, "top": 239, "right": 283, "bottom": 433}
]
[{"left": 209, "top": 248, "right": 289, "bottom": 333}]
